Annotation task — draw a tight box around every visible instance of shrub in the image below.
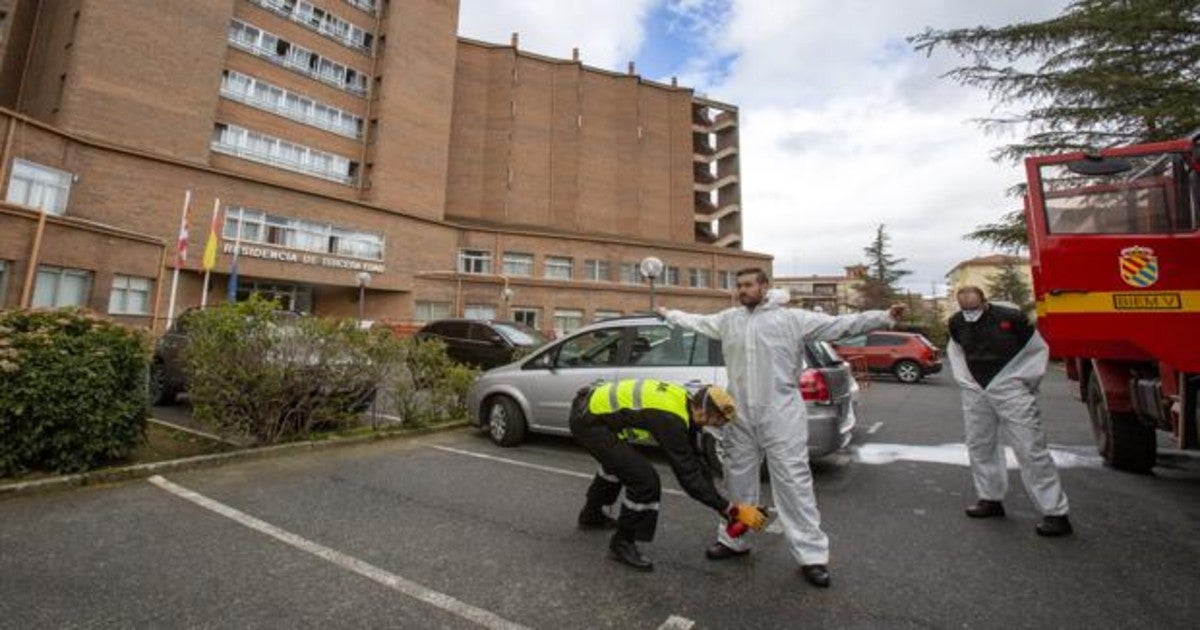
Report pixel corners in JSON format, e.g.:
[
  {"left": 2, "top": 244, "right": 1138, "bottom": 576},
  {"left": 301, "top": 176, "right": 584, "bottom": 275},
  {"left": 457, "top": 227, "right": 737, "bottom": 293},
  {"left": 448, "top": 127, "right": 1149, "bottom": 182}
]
[
  {"left": 0, "top": 308, "right": 148, "bottom": 476},
  {"left": 376, "top": 337, "right": 478, "bottom": 428},
  {"left": 184, "top": 297, "right": 395, "bottom": 445}
]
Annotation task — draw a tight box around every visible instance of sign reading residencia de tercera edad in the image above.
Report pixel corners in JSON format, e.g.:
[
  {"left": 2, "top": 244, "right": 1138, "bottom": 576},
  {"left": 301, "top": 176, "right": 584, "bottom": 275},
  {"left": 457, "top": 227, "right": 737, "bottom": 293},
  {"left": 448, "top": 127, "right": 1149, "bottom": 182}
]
[{"left": 222, "top": 242, "right": 386, "bottom": 274}]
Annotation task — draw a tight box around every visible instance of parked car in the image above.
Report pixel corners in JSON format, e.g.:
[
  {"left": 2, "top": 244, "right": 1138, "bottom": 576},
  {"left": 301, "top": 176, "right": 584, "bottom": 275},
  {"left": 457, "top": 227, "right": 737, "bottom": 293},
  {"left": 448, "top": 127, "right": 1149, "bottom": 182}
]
[
  {"left": 416, "top": 319, "right": 548, "bottom": 370},
  {"left": 831, "top": 331, "right": 942, "bottom": 384},
  {"left": 465, "top": 315, "right": 860, "bottom": 457}
]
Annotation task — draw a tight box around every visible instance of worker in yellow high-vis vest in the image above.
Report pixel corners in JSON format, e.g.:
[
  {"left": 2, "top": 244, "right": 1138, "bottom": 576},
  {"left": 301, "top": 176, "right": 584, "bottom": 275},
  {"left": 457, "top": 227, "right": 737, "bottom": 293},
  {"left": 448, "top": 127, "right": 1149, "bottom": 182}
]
[{"left": 569, "top": 378, "right": 767, "bottom": 572}]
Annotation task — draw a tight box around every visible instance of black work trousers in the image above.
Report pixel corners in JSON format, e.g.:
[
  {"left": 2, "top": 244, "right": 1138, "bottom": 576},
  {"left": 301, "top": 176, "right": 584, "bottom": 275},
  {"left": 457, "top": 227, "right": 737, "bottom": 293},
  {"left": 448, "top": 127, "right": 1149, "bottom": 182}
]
[{"left": 568, "top": 389, "right": 661, "bottom": 542}]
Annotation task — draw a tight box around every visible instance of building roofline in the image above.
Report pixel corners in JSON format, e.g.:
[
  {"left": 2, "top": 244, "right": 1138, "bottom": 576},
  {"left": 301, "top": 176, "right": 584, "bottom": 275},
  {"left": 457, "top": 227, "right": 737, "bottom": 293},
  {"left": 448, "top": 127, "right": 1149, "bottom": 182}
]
[
  {"left": 945, "top": 254, "right": 1030, "bottom": 276},
  {"left": 0, "top": 107, "right": 766, "bottom": 260},
  {"left": 454, "top": 36, "right": 736, "bottom": 109}
]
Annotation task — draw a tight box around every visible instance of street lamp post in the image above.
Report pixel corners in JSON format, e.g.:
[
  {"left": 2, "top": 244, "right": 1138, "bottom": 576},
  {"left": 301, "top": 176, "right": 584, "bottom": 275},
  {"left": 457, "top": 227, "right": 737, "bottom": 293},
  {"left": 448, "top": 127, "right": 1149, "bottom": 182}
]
[
  {"left": 356, "top": 271, "right": 372, "bottom": 325},
  {"left": 639, "top": 256, "right": 664, "bottom": 312}
]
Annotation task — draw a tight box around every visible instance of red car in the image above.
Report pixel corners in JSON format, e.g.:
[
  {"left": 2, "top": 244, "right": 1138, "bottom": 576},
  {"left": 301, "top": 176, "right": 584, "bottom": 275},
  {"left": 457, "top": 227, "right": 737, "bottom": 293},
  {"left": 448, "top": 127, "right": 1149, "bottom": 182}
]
[{"left": 831, "top": 332, "right": 942, "bottom": 384}]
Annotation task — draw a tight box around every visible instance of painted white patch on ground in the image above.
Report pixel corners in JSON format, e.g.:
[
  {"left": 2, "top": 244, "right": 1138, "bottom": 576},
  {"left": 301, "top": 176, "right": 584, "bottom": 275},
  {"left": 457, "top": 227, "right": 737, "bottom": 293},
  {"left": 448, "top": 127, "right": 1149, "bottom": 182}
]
[
  {"left": 866, "top": 422, "right": 884, "bottom": 435},
  {"left": 657, "top": 615, "right": 696, "bottom": 630},
  {"left": 148, "top": 475, "right": 531, "bottom": 630},
  {"left": 853, "top": 443, "right": 1104, "bottom": 469}
]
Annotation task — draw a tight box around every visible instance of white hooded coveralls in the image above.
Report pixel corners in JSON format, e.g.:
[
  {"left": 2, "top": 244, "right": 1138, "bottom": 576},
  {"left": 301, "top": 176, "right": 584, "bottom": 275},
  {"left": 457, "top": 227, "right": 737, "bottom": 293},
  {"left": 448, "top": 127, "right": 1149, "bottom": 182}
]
[
  {"left": 664, "top": 290, "right": 892, "bottom": 565},
  {"left": 947, "top": 322, "right": 1069, "bottom": 516}
]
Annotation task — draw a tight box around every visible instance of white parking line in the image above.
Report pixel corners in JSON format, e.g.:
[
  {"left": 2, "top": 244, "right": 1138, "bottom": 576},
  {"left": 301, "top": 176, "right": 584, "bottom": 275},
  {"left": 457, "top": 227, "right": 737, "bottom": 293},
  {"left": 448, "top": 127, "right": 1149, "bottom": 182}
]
[
  {"left": 657, "top": 615, "right": 696, "bottom": 629},
  {"left": 430, "top": 445, "right": 689, "bottom": 497},
  {"left": 866, "top": 422, "right": 884, "bottom": 435},
  {"left": 147, "top": 475, "right": 530, "bottom": 630}
]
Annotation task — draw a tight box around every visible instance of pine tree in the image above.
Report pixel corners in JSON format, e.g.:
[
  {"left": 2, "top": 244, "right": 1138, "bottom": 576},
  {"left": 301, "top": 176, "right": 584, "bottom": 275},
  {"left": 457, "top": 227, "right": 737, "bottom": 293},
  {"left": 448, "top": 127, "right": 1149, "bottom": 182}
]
[
  {"left": 858, "top": 225, "right": 912, "bottom": 309},
  {"left": 986, "top": 259, "right": 1033, "bottom": 310},
  {"left": 911, "top": 0, "right": 1200, "bottom": 249}
]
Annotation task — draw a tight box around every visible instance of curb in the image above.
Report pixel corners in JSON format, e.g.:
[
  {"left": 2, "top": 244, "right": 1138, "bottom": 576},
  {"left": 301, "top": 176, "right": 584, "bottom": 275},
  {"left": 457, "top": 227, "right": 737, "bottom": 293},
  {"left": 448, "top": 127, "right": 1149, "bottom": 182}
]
[{"left": 0, "top": 420, "right": 471, "bottom": 499}]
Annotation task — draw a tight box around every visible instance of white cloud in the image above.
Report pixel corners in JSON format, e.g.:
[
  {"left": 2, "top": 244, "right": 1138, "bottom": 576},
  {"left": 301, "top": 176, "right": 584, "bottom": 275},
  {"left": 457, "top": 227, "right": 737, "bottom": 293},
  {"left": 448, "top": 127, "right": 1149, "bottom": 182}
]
[
  {"left": 687, "top": 0, "right": 1072, "bottom": 293},
  {"left": 456, "top": 0, "right": 658, "bottom": 72}
]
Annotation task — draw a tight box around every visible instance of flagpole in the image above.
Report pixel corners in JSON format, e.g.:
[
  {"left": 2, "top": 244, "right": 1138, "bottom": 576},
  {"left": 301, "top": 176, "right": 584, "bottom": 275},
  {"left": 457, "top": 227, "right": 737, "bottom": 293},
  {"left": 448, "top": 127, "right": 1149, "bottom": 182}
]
[
  {"left": 165, "top": 189, "right": 191, "bottom": 327},
  {"left": 200, "top": 197, "right": 220, "bottom": 309},
  {"left": 227, "top": 208, "right": 244, "bottom": 303}
]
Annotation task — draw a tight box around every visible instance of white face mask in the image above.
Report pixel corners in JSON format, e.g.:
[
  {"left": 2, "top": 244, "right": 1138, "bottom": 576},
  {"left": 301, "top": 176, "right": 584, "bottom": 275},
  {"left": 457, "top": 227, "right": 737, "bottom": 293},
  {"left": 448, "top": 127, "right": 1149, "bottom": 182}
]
[{"left": 962, "top": 308, "right": 984, "bottom": 322}]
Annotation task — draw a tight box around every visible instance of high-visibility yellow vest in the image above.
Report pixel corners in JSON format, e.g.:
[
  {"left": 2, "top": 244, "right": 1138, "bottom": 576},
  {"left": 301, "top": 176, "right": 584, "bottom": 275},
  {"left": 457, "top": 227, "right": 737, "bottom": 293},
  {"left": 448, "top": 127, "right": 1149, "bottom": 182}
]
[{"left": 588, "top": 379, "right": 690, "bottom": 442}]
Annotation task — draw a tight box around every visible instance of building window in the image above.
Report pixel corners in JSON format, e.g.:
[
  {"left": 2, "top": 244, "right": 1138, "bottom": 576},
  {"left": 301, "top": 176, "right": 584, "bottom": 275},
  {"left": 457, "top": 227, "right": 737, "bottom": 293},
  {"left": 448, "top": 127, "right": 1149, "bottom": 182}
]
[
  {"left": 108, "top": 275, "right": 153, "bottom": 316},
  {"left": 5, "top": 159, "right": 72, "bottom": 215},
  {"left": 31, "top": 265, "right": 92, "bottom": 308},
  {"left": 227, "top": 19, "right": 368, "bottom": 94},
  {"left": 619, "top": 263, "right": 645, "bottom": 285},
  {"left": 0, "top": 260, "right": 8, "bottom": 306},
  {"left": 688, "top": 268, "right": 712, "bottom": 289},
  {"left": 235, "top": 280, "right": 313, "bottom": 313},
  {"left": 717, "top": 270, "right": 735, "bottom": 290},
  {"left": 211, "top": 123, "right": 357, "bottom": 184},
  {"left": 593, "top": 309, "right": 621, "bottom": 322},
  {"left": 663, "top": 266, "right": 681, "bottom": 286},
  {"left": 464, "top": 304, "right": 496, "bottom": 320},
  {"left": 220, "top": 70, "right": 362, "bottom": 138},
  {"left": 544, "top": 257, "right": 573, "bottom": 281},
  {"left": 584, "top": 260, "right": 611, "bottom": 282},
  {"left": 502, "top": 252, "right": 534, "bottom": 277},
  {"left": 415, "top": 301, "right": 451, "bottom": 322},
  {"left": 343, "top": 0, "right": 375, "bottom": 13},
  {"left": 458, "top": 249, "right": 492, "bottom": 274},
  {"left": 553, "top": 309, "right": 584, "bottom": 337},
  {"left": 512, "top": 307, "right": 540, "bottom": 330},
  {"left": 224, "top": 207, "right": 383, "bottom": 261},
  {"left": 248, "top": 0, "right": 373, "bottom": 53}
]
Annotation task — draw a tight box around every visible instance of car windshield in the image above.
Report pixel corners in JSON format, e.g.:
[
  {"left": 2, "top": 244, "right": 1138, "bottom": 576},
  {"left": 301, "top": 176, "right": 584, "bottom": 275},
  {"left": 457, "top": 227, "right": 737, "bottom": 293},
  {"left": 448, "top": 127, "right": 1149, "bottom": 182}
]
[
  {"left": 916, "top": 335, "right": 937, "bottom": 349},
  {"left": 492, "top": 322, "right": 547, "bottom": 347}
]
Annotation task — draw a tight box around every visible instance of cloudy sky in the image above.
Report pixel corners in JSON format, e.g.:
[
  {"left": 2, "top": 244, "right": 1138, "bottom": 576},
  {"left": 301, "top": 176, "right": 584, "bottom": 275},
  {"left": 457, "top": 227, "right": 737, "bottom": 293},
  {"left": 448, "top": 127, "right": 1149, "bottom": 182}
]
[{"left": 458, "top": 0, "right": 1070, "bottom": 295}]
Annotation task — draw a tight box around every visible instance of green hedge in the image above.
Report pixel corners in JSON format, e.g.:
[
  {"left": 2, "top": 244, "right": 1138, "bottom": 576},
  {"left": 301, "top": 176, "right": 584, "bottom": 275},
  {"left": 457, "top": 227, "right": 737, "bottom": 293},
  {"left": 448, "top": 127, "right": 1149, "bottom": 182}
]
[{"left": 0, "top": 309, "right": 148, "bottom": 476}]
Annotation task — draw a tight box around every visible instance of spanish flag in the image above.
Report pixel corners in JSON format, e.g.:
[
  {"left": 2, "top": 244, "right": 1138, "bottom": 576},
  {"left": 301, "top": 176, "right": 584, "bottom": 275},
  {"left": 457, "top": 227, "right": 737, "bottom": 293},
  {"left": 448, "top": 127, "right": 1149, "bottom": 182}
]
[{"left": 201, "top": 199, "right": 221, "bottom": 271}]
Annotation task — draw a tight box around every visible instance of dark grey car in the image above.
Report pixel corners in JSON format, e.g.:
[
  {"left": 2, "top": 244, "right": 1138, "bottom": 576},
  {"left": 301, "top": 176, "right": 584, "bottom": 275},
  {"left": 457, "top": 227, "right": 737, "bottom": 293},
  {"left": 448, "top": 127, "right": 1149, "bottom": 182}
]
[{"left": 465, "top": 316, "right": 861, "bottom": 457}]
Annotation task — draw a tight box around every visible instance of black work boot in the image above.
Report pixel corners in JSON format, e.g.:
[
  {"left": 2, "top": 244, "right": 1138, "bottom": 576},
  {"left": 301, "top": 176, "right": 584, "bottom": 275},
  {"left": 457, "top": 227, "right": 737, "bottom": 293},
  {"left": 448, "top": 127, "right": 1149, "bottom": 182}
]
[
  {"left": 609, "top": 534, "right": 653, "bottom": 572},
  {"left": 1036, "top": 515, "right": 1073, "bottom": 537},
  {"left": 577, "top": 505, "right": 617, "bottom": 530},
  {"left": 965, "top": 500, "right": 1005, "bottom": 518},
  {"left": 801, "top": 564, "right": 831, "bottom": 588}
]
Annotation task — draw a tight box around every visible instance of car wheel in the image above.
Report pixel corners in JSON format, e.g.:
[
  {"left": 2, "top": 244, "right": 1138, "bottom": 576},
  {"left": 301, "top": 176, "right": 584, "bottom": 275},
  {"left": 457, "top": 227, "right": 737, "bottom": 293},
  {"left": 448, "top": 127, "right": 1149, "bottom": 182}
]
[
  {"left": 485, "top": 395, "right": 527, "bottom": 447},
  {"left": 1086, "top": 369, "right": 1155, "bottom": 473},
  {"left": 892, "top": 360, "right": 922, "bottom": 384},
  {"left": 149, "top": 361, "right": 177, "bottom": 406}
]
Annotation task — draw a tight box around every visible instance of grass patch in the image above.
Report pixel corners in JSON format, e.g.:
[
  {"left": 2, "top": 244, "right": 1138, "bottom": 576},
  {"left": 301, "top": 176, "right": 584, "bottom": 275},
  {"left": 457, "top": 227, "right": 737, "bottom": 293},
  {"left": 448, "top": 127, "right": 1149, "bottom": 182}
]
[{"left": 128, "top": 423, "right": 234, "bottom": 463}]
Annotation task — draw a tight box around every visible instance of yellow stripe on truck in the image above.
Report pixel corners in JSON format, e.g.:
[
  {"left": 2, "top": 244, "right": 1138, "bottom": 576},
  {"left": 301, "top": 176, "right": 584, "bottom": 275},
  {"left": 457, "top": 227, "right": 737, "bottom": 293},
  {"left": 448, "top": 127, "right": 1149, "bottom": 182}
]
[{"left": 1036, "top": 290, "right": 1200, "bottom": 316}]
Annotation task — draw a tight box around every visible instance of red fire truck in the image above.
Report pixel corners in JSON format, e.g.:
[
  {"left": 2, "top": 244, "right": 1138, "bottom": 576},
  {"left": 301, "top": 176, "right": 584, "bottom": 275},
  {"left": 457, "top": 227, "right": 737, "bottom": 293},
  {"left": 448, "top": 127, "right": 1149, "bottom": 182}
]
[{"left": 1024, "top": 133, "right": 1199, "bottom": 472}]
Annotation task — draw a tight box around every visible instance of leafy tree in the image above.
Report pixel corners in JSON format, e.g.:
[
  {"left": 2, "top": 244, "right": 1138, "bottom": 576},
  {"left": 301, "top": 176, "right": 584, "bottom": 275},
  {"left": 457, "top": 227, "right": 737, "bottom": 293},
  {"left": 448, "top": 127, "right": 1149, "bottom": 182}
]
[
  {"left": 857, "top": 224, "right": 912, "bottom": 309},
  {"left": 986, "top": 259, "right": 1034, "bottom": 310},
  {"left": 912, "top": 0, "right": 1200, "bottom": 249}
]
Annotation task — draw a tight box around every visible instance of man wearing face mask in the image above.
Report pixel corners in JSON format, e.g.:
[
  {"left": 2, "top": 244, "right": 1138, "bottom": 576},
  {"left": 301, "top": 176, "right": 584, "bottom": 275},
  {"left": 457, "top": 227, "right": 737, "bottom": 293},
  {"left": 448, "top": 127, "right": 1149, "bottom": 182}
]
[
  {"left": 947, "top": 285, "right": 1072, "bottom": 537},
  {"left": 657, "top": 268, "right": 905, "bottom": 588}
]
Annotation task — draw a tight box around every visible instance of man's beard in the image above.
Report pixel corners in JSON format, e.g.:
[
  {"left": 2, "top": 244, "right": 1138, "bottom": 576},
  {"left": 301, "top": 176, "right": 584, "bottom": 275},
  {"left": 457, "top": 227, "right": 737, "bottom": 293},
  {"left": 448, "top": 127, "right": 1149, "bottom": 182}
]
[{"left": 739, "top": 294, "right": 761, "bottom": 308}]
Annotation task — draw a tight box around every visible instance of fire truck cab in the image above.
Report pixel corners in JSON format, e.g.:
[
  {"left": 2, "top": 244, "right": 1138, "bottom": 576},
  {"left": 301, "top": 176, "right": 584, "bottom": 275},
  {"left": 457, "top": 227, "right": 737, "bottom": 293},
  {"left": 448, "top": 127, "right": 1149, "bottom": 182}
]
[{"left": 1024, "top": 133, "right": 1200, "bottom": 472}]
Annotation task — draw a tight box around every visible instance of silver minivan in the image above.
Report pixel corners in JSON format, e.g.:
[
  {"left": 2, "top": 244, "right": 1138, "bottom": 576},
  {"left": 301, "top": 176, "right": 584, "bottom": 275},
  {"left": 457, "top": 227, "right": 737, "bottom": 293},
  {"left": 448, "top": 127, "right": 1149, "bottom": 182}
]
[{"left": 465, "top": 315, "right": 859, "bottom": 457}]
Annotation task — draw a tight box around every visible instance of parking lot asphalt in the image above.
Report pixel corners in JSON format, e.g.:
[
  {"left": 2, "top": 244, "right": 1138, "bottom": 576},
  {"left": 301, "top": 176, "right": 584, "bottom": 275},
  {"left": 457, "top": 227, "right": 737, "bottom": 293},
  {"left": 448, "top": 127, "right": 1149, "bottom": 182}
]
[{"left": 2, "top": 369, "right": 1199, "bottom": 629}]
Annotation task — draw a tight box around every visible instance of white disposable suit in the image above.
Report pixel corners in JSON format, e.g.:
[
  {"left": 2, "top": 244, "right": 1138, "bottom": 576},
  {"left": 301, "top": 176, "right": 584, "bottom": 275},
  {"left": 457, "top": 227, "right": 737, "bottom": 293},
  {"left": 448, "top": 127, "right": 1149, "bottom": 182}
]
[
  {"left": 664, "top": 289, "right": 892, "bottom": 565},
  {"left": 947, "top": 331, "right": 1069, "bottom": 516}
]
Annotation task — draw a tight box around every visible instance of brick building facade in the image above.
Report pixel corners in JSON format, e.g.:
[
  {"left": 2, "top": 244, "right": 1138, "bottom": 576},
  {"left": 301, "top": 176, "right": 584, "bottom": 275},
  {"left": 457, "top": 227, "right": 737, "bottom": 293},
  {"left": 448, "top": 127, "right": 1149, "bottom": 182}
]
[{"left": 0, "top": 0, "right": 765, "bottom": 336}]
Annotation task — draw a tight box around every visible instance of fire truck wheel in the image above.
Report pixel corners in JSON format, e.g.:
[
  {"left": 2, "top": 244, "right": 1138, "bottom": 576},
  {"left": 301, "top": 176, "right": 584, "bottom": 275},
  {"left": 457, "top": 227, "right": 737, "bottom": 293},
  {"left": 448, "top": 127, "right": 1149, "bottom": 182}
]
[{"left": 1086, "top": 370, "right": 1155, "bottom": 473}]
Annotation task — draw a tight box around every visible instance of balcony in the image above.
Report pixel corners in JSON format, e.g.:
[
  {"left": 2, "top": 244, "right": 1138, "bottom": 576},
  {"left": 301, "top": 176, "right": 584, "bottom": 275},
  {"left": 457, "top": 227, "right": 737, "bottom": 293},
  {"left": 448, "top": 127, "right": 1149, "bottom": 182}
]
[
  {"left": 249, "top": 0, "right": 374, "bottom": 54},
  {"left": 693, "top": 173, "right": 739, "bottom": 192},
  {"left": 227, "top": 29, "right": 368, "bottom": 96},
  {"left": 714, "top": 232, "right": 742, "bottom": 248},
  {"left": 692, "top": 111, "right": 737, "bottom": 133},
  {"left": 694, "top": 202, "right": 740, "bottom": 223}
]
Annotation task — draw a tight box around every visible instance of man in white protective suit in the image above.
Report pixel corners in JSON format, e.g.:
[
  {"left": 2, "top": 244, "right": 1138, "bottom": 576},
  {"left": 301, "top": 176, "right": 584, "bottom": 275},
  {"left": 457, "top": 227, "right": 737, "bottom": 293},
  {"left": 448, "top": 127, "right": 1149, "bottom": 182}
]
[
  {"left": 656, "top": 268, "right": 905, "bottom": 588},
  {"left": 947, "top": 285, "right": 1072, "bottom": 537}
]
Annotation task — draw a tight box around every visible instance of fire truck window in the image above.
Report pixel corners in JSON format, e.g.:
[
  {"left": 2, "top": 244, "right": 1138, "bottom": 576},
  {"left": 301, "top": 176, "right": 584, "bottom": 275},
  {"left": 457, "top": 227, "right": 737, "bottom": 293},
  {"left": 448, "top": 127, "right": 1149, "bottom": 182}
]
[{"left": 1041, "top": 158, "right": 1177, "bottom": 235}]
